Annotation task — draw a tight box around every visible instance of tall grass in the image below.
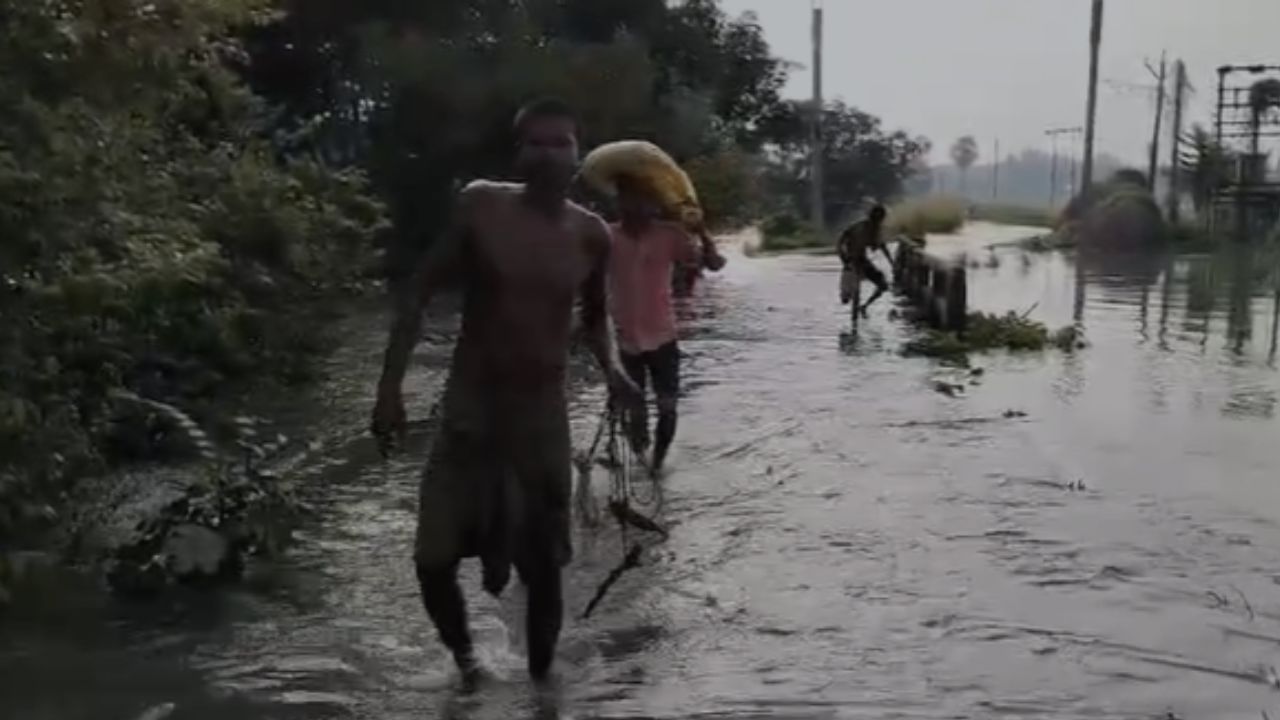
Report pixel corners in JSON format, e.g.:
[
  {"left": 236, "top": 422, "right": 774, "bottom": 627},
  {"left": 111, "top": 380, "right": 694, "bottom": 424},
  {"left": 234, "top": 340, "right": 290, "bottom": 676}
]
[
  {"left": 971, "top": 203, "right": 1055, "bottom": 228},
  {"left": 888, "top": 195, "right": 966, "bottom": 236},
  {"left": 759, "top": 212, "right": 828, "bottom": 253}
]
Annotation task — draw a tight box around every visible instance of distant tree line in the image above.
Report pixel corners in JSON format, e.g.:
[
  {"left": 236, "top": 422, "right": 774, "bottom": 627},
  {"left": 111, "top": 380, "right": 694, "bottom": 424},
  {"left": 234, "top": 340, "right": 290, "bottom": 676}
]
[{"left": 920, "top": 149, "right": 1128, "bottom": 210}]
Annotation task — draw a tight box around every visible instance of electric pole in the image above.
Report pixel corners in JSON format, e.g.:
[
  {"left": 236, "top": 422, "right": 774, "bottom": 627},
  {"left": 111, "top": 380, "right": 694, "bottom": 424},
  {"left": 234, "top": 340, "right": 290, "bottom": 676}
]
[
  {"left": 1047, "top": 127, "right": 1084, "bottom": 209},
  {"left": 1145, "top": 51, "right": 1167, "bottom": 192},
  {"left": 1070, "top": 130, "right": 1080, "bottom": 196},
  {"left": 809, "top": 0, "right": 825, "bottom": 233},
  {"left": 993, "top": 138, "right": 1000, "bottom": 200},
  {"left": 1081, "top": 0, "right": 1104, "bottom": 191},
  {"left": 1167, "top": 59, "right": 1188, "bottom": 223}
]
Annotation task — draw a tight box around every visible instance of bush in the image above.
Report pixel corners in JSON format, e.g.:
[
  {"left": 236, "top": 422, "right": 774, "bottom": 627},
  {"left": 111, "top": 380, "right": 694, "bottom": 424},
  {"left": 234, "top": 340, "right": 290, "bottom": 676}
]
[
  {"left": 1058, "top": 169, "right": 1167, "bottom": 249},
  {"left": 0, "top": 0, "right": 388, "bottom": 563},
  {"left": 685, "top": 148, "right": 762, "bottom": 231},
  {"left": 888, "top": 196, "right": 966, "bottom": 236},
  {"left": 760, "top": 212, "right": 826, "bottom": 252}
]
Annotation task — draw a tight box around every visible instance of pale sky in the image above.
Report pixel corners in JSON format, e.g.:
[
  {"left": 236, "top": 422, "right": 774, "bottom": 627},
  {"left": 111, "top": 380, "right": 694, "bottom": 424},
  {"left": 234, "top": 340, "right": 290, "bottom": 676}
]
[{"left": 719, "top": 0, "right": 1280, "bottom": 166}]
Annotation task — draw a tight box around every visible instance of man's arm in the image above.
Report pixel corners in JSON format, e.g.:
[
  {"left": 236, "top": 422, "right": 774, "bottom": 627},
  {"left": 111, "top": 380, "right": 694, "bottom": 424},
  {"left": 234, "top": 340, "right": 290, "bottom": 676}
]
[
  {"left": 673, "top": 223, "right": 726, "bottom": 272},
  {"left": 878, "top": 239, "right": 895, "bottom": 268},
  {"left": 836, "top": 228, "right": 853, "bottom": 266},
  {"left": 695, "top": 228, "right": 727, "bottom": 272}
]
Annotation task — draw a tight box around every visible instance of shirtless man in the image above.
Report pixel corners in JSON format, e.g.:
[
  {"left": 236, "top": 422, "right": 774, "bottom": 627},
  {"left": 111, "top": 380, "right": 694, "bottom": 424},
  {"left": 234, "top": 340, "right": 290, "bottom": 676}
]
[
  {"left": 838, "top": 204, "right": 894, "bottom": 320},
  {"left": 610, "top": 175, "right": 726, "bottom": 476},
  {"left": 370, "top": 98, "right": 639, "bottom": 683}
]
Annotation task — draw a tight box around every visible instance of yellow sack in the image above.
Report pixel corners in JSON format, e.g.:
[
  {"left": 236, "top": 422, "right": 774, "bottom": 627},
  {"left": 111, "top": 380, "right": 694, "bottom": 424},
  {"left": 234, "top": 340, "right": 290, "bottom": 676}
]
[{"left": 580, "top": 140, "right": 704, "bottom": 229}]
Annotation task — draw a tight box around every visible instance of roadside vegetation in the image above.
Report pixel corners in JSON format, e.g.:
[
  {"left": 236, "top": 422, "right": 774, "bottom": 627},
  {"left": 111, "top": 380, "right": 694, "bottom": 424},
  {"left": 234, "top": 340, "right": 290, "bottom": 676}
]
[
  {"left": 758, "top": 213, "right": 827, "bottom": 253},
  {"left": 888, "top": 195, "right": 966, "bottom": 236},
  {"left": 0, "top": 0, "right": 391, "bottom": 604}
]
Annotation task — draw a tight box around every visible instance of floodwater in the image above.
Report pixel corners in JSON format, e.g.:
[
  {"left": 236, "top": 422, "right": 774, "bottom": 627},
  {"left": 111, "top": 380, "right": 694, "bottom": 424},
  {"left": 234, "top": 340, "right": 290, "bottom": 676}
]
[{"left": 6, "top": 223, "right": 1280, "bottom": 719}]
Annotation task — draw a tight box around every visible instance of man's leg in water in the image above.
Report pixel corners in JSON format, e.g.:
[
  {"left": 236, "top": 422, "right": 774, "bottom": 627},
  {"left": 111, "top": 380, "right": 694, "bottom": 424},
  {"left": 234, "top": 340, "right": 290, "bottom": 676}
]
[
  {"left": 857, "top": 260, "right": 889, "bottom": 318},
  {"left": 508, "top": 398, "right": 573, "bottom": 681},
  {"left": 619, "top": 351, "right": 651, "bottom": 454},
  {"left": 839, "top": 266, "right": 855, "bottom": 306},
  {"left": 414, "top": 425, "right": 491, "bottom": 678},
  {"left": 648, "top": 342, "right": 681, "bottom": 474}
]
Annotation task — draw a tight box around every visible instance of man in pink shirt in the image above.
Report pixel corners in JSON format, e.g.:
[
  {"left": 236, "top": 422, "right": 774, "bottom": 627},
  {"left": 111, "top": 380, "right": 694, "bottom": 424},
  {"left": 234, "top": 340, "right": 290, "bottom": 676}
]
[{"left": 609, "top": 175, "right": 726, "bottom": 476}]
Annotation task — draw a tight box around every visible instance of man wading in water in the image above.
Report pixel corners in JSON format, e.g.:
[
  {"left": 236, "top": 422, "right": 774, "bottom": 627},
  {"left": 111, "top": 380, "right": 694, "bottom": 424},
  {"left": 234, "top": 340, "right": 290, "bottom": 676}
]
[
  {"left": 371, "top": 98, "right": 640, "bottom": 684},
  {"left": 838, "top": 204, "right": 894, "bottom": 320},
  {"left": 609, "top": 175, "right": 726, "bottom": 476}
]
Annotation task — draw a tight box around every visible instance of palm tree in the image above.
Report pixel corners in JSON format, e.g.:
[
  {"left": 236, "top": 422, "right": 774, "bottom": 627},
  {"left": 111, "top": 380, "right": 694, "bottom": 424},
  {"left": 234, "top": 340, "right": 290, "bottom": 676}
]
[
  {"left": 950, "top": 135, "right": 979, "bottom": 195},
  {"left": 1247, "top": 78, "right": 1280, "bottom": 157},
  {"left": 1184, "top": 124, "right": 1231, "bottom": 216}
]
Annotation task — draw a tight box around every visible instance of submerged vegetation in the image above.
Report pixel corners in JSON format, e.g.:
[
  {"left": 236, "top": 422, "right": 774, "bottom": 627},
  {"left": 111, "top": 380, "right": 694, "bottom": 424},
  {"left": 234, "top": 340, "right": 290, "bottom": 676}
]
[{"left": 903, "top": 311, "right": 1084, "bottom": 361}]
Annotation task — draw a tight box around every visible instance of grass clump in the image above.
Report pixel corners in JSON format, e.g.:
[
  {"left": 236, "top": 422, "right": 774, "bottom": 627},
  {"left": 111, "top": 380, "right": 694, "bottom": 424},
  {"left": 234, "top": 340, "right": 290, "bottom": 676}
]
[
  {"left": 903, "top": 311, "right": 1084, "bottom": 360},
  {"left": 888, "top": 195, "right": 966, "bottom": 237}
]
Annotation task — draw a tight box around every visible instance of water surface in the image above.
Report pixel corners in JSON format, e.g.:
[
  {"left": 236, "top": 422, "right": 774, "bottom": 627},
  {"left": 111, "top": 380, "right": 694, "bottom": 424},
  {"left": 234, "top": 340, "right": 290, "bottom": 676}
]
[{"left": 5, "top": 223, "right": 1280, "bottom": 720}]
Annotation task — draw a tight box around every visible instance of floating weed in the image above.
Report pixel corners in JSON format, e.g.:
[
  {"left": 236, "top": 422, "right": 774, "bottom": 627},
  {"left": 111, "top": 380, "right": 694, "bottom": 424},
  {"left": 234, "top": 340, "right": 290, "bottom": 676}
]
[{"left": 903, "top": 311, "right": 1086, "bottom": 360}]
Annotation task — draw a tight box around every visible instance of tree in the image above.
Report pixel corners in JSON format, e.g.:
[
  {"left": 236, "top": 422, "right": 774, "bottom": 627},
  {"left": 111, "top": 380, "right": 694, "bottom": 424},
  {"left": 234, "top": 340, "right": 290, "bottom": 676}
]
[
  {"left": 765, "top": 101, "right": 929, "bottom": 226},
  {"left": 238, "top": 0, "right": 795, "bottom": 268},
  {"left": 950, "top": 135, "right": 979, "bottom": 194},
  {"left": 1183, "top": 124, "right": 1233, "bottom": 216},
  {"left": 0, "top": 0, "right": 386, "bottom": 511}
]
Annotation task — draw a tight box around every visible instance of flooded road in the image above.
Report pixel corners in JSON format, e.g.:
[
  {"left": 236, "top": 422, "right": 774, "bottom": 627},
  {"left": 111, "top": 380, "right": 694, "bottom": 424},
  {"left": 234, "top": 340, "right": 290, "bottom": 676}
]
[{"left": 6, "top": 223, "right": 1280, "bottom": 719}]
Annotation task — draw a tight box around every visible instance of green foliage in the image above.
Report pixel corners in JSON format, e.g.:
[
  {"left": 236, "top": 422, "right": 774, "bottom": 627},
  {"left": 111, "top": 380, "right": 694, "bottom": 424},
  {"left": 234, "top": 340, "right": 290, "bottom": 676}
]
[
  {"left": 0, "top": 0, "right": 387, "bottom": 558},
  {"left": 763, "top": 102, "right": 929, "bottom": 226},
  {"left": 685, "top": 147, "right": 761, "bottom": 230},
  {"left": 904, "top": 312, "right": 1084, "bottom": 360},
  {"left": 888, "top": 196, "right": 966, "bottom": 236},
  {"left": 241, "top": 0, "right": 791, "bottom": 262},
  {"left": 759, "top": 212, "right": 824, "bottom": 252},
  {"left": 107, "top": 414, "right": 302, "bottom": 596}
]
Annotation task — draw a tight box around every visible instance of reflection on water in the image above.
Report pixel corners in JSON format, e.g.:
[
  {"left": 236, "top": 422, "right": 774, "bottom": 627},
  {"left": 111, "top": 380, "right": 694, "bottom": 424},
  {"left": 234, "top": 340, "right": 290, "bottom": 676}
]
[{"left": 5, "top": 224, "right": 1280, "bottom": 720}]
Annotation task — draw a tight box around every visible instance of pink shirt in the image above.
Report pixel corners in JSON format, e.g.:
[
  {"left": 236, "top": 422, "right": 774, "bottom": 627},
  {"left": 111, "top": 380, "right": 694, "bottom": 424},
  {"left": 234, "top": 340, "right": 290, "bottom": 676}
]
[{"left": 608, "top": 222, "right": 698, "bottom": 355}]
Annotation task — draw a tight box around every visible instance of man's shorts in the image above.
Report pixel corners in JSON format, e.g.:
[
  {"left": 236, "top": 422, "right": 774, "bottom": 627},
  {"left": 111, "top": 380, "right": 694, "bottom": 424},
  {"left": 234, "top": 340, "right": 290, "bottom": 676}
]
[
  {"left": 413, "top": 376, "right": 572, "bottom": 577},
  {"left": 620, "top": 341, "right": 680, "bottom": 401}
]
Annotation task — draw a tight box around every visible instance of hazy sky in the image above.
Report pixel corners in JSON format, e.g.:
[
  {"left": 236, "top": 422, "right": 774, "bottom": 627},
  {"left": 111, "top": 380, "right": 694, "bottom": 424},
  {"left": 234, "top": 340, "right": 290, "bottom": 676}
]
[{"left": 719, "top": 0, "right": 1280, "bottom": 166}]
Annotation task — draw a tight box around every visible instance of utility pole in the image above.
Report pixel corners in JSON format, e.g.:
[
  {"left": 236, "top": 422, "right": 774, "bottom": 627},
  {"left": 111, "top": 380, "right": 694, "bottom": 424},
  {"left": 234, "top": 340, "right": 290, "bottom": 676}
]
[
  {"left": 1070, "top": 130, "right": 1080, "bottom": 196},
  {"left": 1047, "top": 127, "right": 1084, "bottom": 209},
  {"left": 1167, "top": 59, "right": 1187, "bottom": 223},
  {"left": 1048, "top": 131, "right": 1059, "bottom": 208},
  {"left": 809, "top": 0, "right": 825, "bottom": 233},
  {"left": 1081, "top": 0, "right": 1104, "bottom": 190},
  {"left": 993, "top": 138, "right": 1000, "bottom": 200},
  {"left": 1144, "top": 51, "right": 1167, "bottom": 193}
]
